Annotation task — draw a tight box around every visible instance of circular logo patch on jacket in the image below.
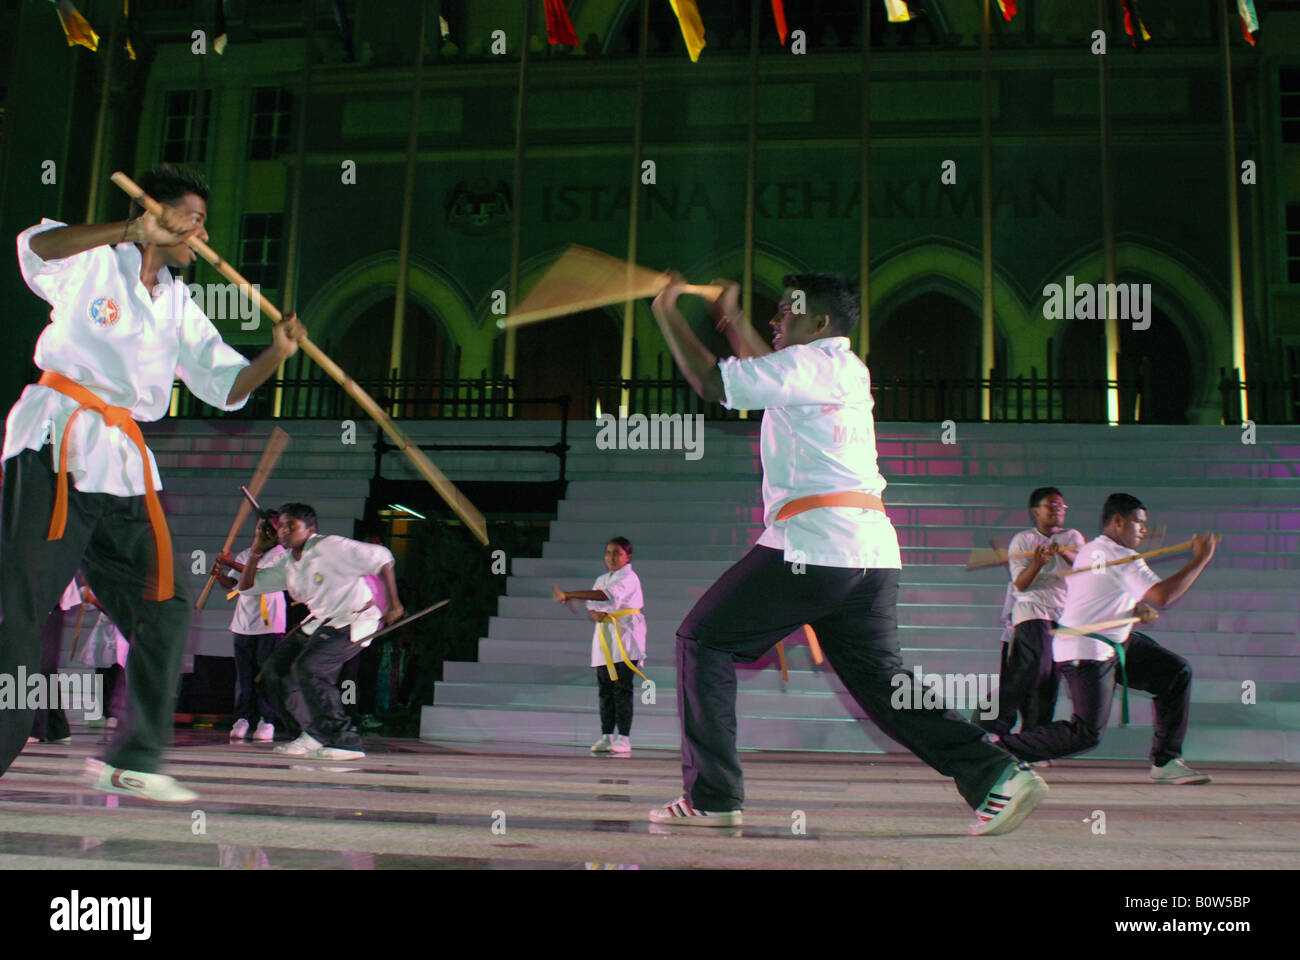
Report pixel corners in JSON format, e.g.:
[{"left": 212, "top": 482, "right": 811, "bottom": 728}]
[
  {"left": 313, "top": 573, "right": 324, "bottom": 584},
  {"left": 88, "top": 296, "right": 120, "bottom": 327}
]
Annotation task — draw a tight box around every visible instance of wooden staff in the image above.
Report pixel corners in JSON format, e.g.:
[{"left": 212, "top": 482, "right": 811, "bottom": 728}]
[
  {"left": 110, "top": 171, "right": 489, "bottom": 546},
  {"left": 1060, "top": 536, "right": 1215, "bottom": 577},
  {"left": 1053, "top": 616, "right": 1141, "bottom": 637},
  {"left": 495, "top": 245, "right": 724, "bottom": 330},
  {"left": 195, "top": 427, "right": 290, "bottom": 609},
  {"left": 67, "top": 600, "right": 87, "bottom": 666},
  {"left": 968, "top": 525, "right": 1166, "bottom": 570}
]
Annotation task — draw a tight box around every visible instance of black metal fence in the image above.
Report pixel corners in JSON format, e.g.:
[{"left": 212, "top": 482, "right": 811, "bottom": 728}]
[
  {"left": 169, "top": 369, "right": 1300, "bottom": 425},
  {"left": 1219, "top": 369, "right": 1300, "bottom": 425}
]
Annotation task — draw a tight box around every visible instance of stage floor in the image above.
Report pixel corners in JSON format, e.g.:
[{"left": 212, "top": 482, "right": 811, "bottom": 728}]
[{"left": 2, "top": 729, "right": 1297, "bottom": 870}]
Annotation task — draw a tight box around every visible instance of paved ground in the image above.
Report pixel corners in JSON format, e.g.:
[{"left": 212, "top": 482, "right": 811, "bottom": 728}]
[{"left": 1, "top": 729, "right": 1296, "bottom": 870}]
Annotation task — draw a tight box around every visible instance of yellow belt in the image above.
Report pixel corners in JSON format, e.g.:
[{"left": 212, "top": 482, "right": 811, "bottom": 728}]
[{"left": 596, "top": 608, "right": 648, "bottom": 684}]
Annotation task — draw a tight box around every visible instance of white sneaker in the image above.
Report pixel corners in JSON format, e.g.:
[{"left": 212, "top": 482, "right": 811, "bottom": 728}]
[
  {"left": 106, "top": 717, "right": 118, "bottom": 729},
  {"left": 1150, "top": 758, "right": 1211, "bottom": 785},
  {"left": 305, "top": 747, "right": 365, "bottom": 761},
  {"left": 649, "top": 796, "right": 743, "bottom": 827},
  {"left": 969, "top": 762, "right": 1049, "bottom": 837},
  {"left": 610, "top": 734, "right": 632, "bottom": 755},
  {"left": 252, "top": 721, "right": 275, "bottom": 742},
  {"left": 84, "top": 758, "right": 198, "bottom": 803},
  {"left": 591, "top": 734, "right": 613, "bottom": 754},
  {"left": 273, "top": 732, "right": 323, "bottom": 755},
  {"left": 230, "top": 718, "right": 250, "bottom": 740},
  {"left": 26, "top": 737, "right": 38, "bottom": 744}
]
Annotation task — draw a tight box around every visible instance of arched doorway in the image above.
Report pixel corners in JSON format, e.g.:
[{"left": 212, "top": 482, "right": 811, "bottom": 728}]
[
  {"left": 334, "top": 297, "right": 453, "bottom": 417},
  {"left": 869, "top": 291, "right": 981, "bottom": 420},
  {"left": 515, "top": 309, "right": 620, "bottom": 420},
  {"left": 1056, "top": 299, "right": 1196, "bottom": 425}
]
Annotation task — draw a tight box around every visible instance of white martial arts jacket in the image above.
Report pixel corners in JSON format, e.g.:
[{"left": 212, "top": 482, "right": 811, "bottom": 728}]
[
  {"left": 6, "top": 219, "right": 250, "bottom": 495},
  {"left": 718, "top": 336, "right": 901, "bottom": 570}
]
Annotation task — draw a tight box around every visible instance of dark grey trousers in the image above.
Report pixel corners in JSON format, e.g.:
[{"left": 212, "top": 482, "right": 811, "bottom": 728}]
[
  {"left": 0, "top": 448, "right": 190, "bottom": 775},
  {"left": 676, "top": 546, "right": 1016, "bottom": 811}
]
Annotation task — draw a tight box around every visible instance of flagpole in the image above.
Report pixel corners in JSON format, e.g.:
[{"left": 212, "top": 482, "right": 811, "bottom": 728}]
[
  {"left": 277, "top": 0, "right": 316, "bottom": 419},
  {"left": 1099, "top": 0, "right": 1119, "bottom": 425},
  {"left": 506, "top": 0, "right": 534, "bottom": 416},
  {"left": 1220, "top": 0, "right": 1249, "bottom": 421},
  {"left": 621, "top": 0, "right": 650, "bottom": 416},
  {"left": 741, "top": 0, "right": 759, "bottom": 423},
  {"left": 85, "top": 0, "right": 121, "bottom": 223},
  {"left": 858, "top": 0, "right": 871, "bottom": 363},
  {"left": 389, "top": 0, "right": 429, "bottom": 416},
  {"left": 980, "top": 0, "right": 994, "bottom": 421}
]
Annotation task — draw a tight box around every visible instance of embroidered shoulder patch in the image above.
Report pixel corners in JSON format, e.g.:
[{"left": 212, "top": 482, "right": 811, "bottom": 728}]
[{"left": 88, "top": 296, "right": 120, "bottom": 327}]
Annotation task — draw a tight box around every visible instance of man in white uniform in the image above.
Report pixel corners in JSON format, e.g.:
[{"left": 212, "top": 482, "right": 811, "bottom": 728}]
[
  {"left": 0, "top": 164, "right": 305, "bottom": 800},
  {"left": 646, "top": 272, "right": 1047, "bottom": 836},
  {"left": 976, "top": 487, "right": 1084, "bottom": 736},
  {"left": 233, "top": 503, "right": 405, "bottom": 761},
  {"left": 994, "top": 494, "right": 1216, "bottom": 784}
]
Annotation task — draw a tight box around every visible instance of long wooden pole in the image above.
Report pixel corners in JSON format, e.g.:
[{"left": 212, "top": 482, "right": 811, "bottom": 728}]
[
  {"left": 1060, "top": 537, "right": 1214, "bottom": 577},
  {"left": 195, "top": 427, "right": 290, "bottom": 609},
  {"left": 1099, "top": 0, "right": 1120, "bottom": 425},
  {"left": 505, "top": 0, "right": 534, "bottom": 400},
  {"left": 111, "top": 172, "right": 489, "bottom": 545}
]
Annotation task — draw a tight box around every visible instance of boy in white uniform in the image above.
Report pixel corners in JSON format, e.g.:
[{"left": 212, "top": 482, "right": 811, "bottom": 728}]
[
  {"left": 976, "top": 487, "right": 1084, "bottom": 735},
  {"left": 553, "top": 537, "right": 647, "bottom": 755},
  {"left": 212, "top": 543, "right": 288, "bottom": 740},
  {"left": 0, "top": 164, "right": 305, "bottom": 800},
  {"left": 647, "top": 272, "right": 1046, "bottom": 836},
  {"left": 994, "top": 493, "right": 1216, "bottom": 784},
  {"left": 232, "top": 503, "right": 405, "bottom": 760}
]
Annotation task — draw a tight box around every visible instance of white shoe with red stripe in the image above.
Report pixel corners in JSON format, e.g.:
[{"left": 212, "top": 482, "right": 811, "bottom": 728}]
[
  {"left": 969, "top": 762, "right": 1048, "bottom": 837},
  {"left": 83, "top": 757, "right": 199, "bottom": 803},
  {"left": 648, "top": 796, "right": 742, "bottom": 827}
]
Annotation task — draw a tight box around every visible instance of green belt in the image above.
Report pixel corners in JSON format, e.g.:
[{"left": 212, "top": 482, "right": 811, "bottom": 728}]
[{"left": 1086, "top": 633, "right": 1129, "bottom": 725}]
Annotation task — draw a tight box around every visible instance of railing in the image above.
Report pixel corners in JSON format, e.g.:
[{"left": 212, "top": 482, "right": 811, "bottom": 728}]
[
  {"left": 598, "top": 371, "right": 1148, "bottom": 424},
  {"left": 1219, "top": 369, "right": 1300, "bottom": 425},
  {"left": 370, "top": 396, "right": 572, "bottom": 485},
  {"left": 171, "top": 374, "right": 519, "bottom": 420},
  {"left": 872, "top": 372, "right": 1145, "bottom": 424}
]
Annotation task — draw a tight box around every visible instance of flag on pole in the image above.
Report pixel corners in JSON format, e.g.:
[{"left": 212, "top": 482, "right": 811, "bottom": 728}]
[
  {"left": 669, "top": 0, "right": 706, "bottom": 62},
  {"left": 883, "top": 0, "right": 913, "bottom": 23},
  {"left": 1121, "top": 0, "right": 1150, "bottom": 50},
  {"left": 1237, "top": 0, "right": 1259, "bottom": 46},
  {"left": 47, "top": 0, "right": 99, "bottom": 51},
  {"left": 997, "top": 0, "right": 1016, "bottom": 21},
  {"left": 123, "top": 0, "right": 136, "bottom": 61},
  {"left": 214, "top": 0, "right": 228, "bottom": 55},
  {"left": 544, "top": 0, "right": 580, "bottom": 46},
  {"left": 771, "top": 0, "right": 789, "bottom": 44}
]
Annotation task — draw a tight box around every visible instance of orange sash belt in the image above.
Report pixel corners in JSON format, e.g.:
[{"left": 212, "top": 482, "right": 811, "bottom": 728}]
[
  {"left": 775, "top": 491, "right": 884, "bottom": 522},
  {"left": 39, "top": 370, "right": 174, "bottom": 602}
]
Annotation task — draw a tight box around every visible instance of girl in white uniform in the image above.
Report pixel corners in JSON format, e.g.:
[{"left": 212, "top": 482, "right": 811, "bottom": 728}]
[{"left": 553, "top": 538, "right": 646, "bottom": 756}]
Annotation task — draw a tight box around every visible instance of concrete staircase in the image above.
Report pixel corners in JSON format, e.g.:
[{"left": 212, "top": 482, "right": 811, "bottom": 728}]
[{"left": 421, "top": 422, "right": 1300, "bottom": 763}]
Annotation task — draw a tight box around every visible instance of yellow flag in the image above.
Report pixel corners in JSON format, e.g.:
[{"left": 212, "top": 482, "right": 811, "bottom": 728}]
[
  {"left": 50, "top": 0, "right": 100, "bottom": 51},
  {"left": 883, "top": 0, "right": 912, "bottom": 23},
  {"left": 669, "top": 0, "right": 706, "bottom": 63}
]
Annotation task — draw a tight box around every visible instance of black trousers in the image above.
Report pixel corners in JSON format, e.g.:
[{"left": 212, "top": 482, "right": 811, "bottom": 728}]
[
  {"left": 232, "top": 632, "right": 285, "bottom": 726},
  {"left": 595, "top": 663, "right": 635, "bottom": 736},
  {"left": 996, "top": 632, "right": 1192, "bottom": 766},
  {"left": 260, "top": 624, "right": 364, "bottom": 749},
  {"left": 29, "top": 605, "right": 71, "bottom": 742},
  {"left": 677, "top": 546, "right": 1015, "bottom": 811},
  {"left": 976, "top": 619, "right": 1060, "bottom": 736},
  {"left": 0, "top": 449, "right": 190, "bottom": 775}
]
